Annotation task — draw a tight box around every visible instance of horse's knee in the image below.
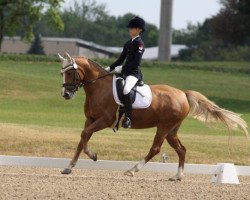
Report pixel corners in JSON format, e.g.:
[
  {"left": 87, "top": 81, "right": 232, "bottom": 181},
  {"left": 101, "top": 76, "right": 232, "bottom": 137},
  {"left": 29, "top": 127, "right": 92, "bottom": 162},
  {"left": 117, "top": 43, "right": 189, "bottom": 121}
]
[
  {"left": 178, "top": 139, "right": 186, "bottom": 152},
  {"left": 81, "top": 130, "right": 90, "bottom": 140},
  {"left": 176, "top": 146, "right": 186, "bottom": 155},
  {"left": 182, "top": 146, "right": 186, "bottom": 153},
  {"left": 151, "top": 146, "right": 161, "bottom": 155},
  {"left": 80, "top": 131, "right": 85, "bottom": 138}
]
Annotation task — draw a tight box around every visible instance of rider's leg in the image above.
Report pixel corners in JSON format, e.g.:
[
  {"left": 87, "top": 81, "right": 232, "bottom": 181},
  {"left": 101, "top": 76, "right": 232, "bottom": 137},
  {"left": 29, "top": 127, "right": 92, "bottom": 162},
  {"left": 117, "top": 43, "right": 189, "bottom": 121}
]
[{"left": 123, "top": 75, "right": 138, "bottom": 128}]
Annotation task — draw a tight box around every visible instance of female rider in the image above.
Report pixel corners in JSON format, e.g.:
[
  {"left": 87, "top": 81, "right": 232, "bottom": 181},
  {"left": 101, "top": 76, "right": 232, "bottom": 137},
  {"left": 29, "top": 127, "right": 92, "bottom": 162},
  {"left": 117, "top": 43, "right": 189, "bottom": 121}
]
[{"left": 105, "top": 16, "right": 146, "bottom": 128}]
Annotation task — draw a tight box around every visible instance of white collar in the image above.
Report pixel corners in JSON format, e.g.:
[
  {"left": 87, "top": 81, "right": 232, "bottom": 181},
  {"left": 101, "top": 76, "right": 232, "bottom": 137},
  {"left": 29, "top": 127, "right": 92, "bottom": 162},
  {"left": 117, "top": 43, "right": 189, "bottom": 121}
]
[{"left": 132, "top": 35, "right": 140, "bottom": 42}]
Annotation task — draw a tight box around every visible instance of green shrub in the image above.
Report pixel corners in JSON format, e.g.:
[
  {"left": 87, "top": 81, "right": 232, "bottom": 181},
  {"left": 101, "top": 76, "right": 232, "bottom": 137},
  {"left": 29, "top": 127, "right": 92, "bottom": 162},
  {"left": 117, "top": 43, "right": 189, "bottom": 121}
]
[
  {"left": 182, "top": 45, "right": 250, "bottom": 61},
  {"left": 216, "top": 46, "right": 250, "bottom": 61}
]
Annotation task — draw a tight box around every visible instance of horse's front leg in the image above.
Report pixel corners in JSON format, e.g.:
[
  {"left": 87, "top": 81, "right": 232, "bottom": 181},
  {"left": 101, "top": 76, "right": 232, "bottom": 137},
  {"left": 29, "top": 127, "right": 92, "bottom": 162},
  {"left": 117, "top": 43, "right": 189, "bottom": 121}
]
[{"left": 61, "top": 117, "right": 109, "bottom": 174}]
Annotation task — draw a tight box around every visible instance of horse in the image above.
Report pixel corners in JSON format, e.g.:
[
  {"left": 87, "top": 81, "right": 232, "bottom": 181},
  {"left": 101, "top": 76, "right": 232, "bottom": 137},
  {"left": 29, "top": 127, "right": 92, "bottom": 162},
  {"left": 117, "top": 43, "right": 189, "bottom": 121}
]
[{"left": 58, "top": 52, "right": 248, "bottom": 181}]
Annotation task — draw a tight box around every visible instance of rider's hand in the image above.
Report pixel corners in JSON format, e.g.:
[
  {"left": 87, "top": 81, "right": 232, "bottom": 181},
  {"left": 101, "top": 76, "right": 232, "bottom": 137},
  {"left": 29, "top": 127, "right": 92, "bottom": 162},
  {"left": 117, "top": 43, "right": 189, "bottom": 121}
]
[
  {"left": 105, "top": 67, "right": 111, "bottom": 72},
  {"left": 115, "top": 65, "right": 122, "bottom": 73}
]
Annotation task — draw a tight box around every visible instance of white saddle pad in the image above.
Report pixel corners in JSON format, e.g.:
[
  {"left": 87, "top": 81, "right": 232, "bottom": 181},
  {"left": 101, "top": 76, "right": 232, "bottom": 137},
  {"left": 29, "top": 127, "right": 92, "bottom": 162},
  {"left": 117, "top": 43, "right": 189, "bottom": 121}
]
[{"left": 112, "top": 75, "right": 152, "bottom": 109}]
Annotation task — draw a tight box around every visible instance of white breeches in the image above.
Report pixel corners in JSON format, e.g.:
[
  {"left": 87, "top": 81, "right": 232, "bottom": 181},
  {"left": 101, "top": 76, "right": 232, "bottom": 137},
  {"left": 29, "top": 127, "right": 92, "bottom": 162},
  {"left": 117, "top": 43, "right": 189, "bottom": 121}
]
[{"left": 123, "top": 75, "right": 138, "bottom": 95}]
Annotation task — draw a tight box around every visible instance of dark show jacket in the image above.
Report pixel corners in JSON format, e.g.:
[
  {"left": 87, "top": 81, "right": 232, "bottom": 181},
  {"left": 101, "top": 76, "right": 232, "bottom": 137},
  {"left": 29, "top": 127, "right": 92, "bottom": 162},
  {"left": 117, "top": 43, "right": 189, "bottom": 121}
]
[{"left": 110, "top": 36, "right": 145, "bottom": 79}]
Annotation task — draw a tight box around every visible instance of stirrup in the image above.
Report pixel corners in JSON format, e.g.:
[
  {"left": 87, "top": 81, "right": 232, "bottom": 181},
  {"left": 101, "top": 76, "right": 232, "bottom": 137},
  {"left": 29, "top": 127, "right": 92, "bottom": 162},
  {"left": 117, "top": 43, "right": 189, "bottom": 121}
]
[{"left": 122, "top": 117, "right": 131, "bottom": 128}]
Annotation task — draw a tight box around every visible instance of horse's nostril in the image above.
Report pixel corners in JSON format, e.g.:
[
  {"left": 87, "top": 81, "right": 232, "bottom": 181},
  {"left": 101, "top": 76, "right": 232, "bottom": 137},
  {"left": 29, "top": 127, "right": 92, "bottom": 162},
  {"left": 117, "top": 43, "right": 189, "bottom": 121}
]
[
  {"left": 63, "top": 91, "right": 73, "bottom": 99},
  {"left": 65, "top": 93, "right": 69, "bottom": 97}
]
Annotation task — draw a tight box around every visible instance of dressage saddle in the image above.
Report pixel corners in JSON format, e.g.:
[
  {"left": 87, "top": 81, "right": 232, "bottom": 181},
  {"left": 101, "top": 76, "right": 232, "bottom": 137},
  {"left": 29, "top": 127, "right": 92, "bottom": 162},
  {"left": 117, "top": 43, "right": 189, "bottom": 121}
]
[{"left": 115, "top": 74, "right": 144, "bottom": 105}]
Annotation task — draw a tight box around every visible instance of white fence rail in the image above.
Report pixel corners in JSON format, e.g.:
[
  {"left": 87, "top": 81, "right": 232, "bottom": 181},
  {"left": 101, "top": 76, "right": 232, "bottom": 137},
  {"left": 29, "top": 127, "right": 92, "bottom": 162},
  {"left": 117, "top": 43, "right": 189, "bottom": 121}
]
[{"left": 0, "top": 155, "right": 249, "bottom": 176}]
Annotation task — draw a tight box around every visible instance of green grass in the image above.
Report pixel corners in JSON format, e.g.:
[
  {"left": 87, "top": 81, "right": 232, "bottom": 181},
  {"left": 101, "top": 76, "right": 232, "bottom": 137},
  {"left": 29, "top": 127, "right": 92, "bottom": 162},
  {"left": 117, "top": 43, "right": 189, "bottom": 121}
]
[
  {"left": 0, "top": 123, "right": 249, "bottom": 165},
  {"left": 0, "top": 60, "right": 249, "bottom": 129},
  {"left": 0, "top": 60, "right": 249, "bottom": 164}
]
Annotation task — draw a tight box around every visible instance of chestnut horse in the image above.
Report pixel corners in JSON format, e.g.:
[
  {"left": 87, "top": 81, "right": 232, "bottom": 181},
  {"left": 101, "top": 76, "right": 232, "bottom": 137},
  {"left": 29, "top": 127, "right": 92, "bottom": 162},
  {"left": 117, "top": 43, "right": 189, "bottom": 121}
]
[{"left": 58, "top": 53, "right": 248, "bottom": 180}]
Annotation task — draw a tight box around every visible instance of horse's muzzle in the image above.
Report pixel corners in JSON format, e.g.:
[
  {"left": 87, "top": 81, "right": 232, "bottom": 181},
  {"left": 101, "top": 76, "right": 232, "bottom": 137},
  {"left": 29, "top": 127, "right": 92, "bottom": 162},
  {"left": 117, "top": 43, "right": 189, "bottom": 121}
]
[{"left": 62, "top": 88, "right": 74, "bottom": 100}]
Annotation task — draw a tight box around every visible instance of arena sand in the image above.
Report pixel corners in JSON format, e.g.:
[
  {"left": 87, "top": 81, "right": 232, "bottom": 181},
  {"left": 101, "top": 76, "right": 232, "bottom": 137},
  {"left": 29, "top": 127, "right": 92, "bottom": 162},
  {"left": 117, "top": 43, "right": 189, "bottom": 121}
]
[{"left": 0, "top": 166, "right": 249, "bottom": 200}]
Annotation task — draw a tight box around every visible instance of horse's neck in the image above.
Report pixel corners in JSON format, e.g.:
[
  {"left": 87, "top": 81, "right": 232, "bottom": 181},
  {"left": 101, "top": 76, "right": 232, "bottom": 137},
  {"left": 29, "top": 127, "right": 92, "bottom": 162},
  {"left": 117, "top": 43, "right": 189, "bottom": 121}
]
[{"left": 81, "top": 59, "right": 112, "bottom": 98}]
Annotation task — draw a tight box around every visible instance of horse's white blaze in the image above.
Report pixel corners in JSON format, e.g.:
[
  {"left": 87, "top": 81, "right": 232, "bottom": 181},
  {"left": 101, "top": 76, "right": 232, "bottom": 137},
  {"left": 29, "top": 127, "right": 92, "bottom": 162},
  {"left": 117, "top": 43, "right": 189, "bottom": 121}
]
[
  {"left": 61, "top": 72, "right": 66, "bottom": 96},
  {"left": 58, "top": 53, "right": 79, "bottom": 97}
]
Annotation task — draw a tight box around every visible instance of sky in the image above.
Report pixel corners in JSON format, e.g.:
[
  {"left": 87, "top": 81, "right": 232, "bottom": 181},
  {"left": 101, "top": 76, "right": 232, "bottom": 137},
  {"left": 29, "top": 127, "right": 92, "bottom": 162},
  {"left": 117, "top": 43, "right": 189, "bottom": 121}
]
[{"left": 64, "top": 0, "right": 221, "bottom": 29}]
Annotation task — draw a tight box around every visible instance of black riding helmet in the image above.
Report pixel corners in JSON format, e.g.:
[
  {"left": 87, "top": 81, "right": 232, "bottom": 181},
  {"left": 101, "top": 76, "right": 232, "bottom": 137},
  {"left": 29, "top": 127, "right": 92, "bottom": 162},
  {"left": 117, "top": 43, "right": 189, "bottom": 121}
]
[{"left": 127, "top": 16, "right": 146, "bottom": 33}]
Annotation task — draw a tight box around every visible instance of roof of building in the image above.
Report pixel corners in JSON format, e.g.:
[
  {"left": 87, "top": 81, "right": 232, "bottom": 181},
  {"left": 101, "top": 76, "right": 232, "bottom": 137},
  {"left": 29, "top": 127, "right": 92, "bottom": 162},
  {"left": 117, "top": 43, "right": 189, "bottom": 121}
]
[{"left": 4, "top": 36, "right": 187, "bottom": 60}]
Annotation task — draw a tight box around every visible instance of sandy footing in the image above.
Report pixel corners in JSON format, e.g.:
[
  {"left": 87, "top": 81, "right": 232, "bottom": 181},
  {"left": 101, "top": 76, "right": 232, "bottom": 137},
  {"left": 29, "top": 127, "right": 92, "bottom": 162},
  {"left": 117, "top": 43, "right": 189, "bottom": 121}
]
[{"left": 0, "top": 166, "right": 249, "bottom": 200}]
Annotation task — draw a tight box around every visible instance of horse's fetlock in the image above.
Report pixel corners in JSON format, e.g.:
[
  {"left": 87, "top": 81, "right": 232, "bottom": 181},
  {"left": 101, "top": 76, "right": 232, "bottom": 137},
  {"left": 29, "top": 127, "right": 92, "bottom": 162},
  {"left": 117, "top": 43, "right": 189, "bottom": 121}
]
[{"left": 83, "top": 149, "right": 88, "bottom": 154}]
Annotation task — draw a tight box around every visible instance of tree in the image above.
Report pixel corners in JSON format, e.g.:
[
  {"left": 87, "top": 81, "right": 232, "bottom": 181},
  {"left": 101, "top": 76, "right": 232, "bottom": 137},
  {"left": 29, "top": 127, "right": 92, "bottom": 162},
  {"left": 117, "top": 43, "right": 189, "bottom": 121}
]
[
  {"left": 172, "top": 22, "right": 202, "bottom": 46},
  {"left": 27, "top": 33, "right": 45, "bottom": 54},
  {"left": 0, "top": 0, "right": 64, "bottom": 51},
  {"left": 206, "top": 0, "right": 250, "bottom": 46},
  {"left": 177, "top": 0, "right": 250, "bottom": 61},
  {"left": 36, "top": 1, "right": 159, "bottom": 47}
]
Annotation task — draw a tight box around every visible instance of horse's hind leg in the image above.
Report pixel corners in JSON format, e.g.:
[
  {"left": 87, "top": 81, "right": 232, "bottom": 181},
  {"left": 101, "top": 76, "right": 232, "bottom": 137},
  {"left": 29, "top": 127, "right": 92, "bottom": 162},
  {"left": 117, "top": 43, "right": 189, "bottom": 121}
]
[
  {"left": 124, "top": 126, "right": 168, "bottom": 177},
  {"left": 166, "top": 127, "right": 186, "bottom": 181}
]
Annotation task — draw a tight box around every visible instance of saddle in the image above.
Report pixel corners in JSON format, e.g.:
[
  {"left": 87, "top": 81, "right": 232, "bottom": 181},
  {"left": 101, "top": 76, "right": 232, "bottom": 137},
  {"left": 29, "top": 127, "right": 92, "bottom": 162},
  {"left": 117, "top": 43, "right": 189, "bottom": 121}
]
[{"left": 115, "top": 74, "right": 144, "bottom": 105}]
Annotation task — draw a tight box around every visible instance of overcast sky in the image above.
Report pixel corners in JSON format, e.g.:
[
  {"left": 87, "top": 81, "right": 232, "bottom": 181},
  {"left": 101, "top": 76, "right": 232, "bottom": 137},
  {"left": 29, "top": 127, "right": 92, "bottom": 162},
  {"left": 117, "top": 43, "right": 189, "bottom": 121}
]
[{"left": 64, "top": 0, "right": 221, "bottom": 29}]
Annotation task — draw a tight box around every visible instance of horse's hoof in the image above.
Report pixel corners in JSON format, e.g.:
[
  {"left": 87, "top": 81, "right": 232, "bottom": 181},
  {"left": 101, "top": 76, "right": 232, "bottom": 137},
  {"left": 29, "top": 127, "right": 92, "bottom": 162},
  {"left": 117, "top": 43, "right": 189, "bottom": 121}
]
[
  {"left": 168, "top": 177, "right": 182, "bottom": 181},
  {"left": 92, "top": 153, "right": 97, "bottom": 162},
  {"left": 61, "top": 168, "right": 72, "bottom": 174},
  {"left": 124, "top": 170, "right": 134, "bottom": 177}
]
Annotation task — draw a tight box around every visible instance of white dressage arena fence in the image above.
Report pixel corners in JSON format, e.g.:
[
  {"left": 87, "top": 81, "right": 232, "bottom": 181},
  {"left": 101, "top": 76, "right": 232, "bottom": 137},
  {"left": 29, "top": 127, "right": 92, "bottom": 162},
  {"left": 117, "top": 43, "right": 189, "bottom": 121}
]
[{"left": 1, "top": 155, "right": 249, "bottom": 184}]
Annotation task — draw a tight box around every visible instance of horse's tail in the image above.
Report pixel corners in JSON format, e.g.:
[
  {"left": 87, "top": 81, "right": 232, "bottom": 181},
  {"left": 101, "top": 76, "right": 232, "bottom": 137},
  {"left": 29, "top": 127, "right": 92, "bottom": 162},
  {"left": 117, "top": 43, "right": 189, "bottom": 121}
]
[{"left": 185, "top": 90, "right": 249, "bottom": 137}]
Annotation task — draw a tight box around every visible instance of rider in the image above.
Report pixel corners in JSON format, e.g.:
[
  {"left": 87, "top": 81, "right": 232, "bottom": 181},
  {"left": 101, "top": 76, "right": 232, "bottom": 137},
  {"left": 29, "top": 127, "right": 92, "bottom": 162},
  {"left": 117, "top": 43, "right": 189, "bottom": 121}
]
[{"left": 105, "top": 16, "right": 145, "bottom": 128}]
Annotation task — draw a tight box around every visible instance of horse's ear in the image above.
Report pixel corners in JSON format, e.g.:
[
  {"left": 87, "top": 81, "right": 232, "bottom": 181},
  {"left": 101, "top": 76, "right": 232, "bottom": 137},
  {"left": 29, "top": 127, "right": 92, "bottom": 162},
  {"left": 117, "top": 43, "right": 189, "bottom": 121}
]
[
  {"left": 57, "top": 53, "right": 66, "bottom": 62},
  {"left": 65, "top": 52, "right": 73, "bottom": 63}
]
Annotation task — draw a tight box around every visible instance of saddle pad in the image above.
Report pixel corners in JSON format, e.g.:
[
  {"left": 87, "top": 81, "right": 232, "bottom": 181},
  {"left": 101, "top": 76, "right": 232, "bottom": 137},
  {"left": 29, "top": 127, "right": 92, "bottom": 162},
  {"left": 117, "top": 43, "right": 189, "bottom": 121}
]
[{"left": 112, "top": 75, "right": 152, "bottom": 109}]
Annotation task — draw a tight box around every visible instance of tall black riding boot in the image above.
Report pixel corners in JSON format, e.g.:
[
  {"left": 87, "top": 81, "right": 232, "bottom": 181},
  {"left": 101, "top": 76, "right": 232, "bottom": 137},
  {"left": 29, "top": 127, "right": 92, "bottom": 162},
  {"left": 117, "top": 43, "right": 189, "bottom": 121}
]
[{"left": 122, "top": 93, "right": 132, "bottom": 128}]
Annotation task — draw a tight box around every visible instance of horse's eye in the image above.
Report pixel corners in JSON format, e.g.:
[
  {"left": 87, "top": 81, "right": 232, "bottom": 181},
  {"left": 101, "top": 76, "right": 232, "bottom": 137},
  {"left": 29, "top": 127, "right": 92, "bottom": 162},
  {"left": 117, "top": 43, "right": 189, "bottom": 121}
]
[{"left": 67, "top": 72, "right": 71, "bottom": 76}]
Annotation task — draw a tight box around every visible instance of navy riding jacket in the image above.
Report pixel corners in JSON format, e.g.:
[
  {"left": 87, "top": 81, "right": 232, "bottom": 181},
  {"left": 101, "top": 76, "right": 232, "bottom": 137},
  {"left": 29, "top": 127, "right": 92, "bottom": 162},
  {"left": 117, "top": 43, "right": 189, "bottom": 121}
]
[{"left": 110, "top": 36, "right": 145, "bottom": 79}]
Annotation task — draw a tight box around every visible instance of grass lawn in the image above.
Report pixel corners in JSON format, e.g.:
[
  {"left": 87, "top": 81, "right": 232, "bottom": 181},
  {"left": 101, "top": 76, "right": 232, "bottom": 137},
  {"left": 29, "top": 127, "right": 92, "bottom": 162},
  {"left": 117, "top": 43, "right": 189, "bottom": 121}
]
[{"left": 0, "top": 60, "right": 249, "bottom": 165}]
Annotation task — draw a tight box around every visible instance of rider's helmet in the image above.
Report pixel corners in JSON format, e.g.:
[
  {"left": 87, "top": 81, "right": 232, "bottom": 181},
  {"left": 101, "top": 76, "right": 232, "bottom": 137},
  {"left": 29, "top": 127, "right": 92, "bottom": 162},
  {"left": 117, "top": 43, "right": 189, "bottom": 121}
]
[{"left": 127, "top": 16, "right": 146, "bottom": 33}]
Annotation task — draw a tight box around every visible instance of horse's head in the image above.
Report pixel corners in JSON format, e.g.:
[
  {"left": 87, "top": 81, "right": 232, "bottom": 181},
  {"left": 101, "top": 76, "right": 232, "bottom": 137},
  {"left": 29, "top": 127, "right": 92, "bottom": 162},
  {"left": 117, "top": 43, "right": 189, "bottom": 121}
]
[{"left": 58, "top": 52, "right": 82, "bottom": 100}]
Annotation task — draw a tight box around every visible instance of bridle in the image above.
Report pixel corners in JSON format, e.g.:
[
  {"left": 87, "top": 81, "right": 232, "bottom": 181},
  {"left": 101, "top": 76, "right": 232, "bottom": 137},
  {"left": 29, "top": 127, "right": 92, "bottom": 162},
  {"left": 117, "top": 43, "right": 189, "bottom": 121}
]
[{"left": 61, "top": 62, "right": 111, "bottom": 92}]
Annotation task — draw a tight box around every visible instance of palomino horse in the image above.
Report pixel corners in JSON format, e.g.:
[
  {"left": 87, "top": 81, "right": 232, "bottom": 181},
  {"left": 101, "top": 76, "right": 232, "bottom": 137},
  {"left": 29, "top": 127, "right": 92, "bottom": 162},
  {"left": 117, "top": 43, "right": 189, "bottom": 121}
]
[{"left": 58, "top": 53, "right": 248, "bottom": 180}]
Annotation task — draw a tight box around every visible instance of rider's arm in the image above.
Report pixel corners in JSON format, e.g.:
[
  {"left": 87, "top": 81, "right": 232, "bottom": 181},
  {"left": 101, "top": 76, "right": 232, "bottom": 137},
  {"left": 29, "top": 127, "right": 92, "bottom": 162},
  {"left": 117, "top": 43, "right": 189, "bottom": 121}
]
[{"left": 110, "top": 43, "right": 127, "bottom": 71}]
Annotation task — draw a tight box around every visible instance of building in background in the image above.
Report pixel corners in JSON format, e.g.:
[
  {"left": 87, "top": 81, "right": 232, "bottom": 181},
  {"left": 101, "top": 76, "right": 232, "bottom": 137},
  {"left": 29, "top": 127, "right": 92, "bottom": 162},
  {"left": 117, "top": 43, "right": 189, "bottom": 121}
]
[{"left": 2, "top": 36, "right": 186, "bottom": 60}]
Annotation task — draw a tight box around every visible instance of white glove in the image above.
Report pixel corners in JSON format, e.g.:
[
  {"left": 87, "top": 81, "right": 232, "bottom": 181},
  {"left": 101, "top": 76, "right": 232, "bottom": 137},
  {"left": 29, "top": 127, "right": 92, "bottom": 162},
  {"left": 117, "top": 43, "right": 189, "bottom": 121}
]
[
  {"left": 105, "top": 65, "right": 122, "bottom": 73},
  {"left": 115, "top": 65, "right": 122, "bottom": 73},
  {"left": 105, "top": 67, "right": 111, "bottom": 72}
]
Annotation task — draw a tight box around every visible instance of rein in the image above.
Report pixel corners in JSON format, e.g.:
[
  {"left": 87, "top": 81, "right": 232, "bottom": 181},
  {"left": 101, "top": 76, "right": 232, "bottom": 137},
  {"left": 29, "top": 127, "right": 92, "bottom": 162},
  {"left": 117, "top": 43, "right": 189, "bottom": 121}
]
[{"left": 82, "top": 73, "right": 111, "bottom": 86}]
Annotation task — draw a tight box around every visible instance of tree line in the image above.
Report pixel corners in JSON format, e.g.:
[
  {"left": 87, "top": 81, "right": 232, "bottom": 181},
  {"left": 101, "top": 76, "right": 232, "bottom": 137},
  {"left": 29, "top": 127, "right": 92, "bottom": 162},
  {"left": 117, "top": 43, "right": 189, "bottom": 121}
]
[{"left": 174, "top": 0, "right": 250, "bottom": 61}]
